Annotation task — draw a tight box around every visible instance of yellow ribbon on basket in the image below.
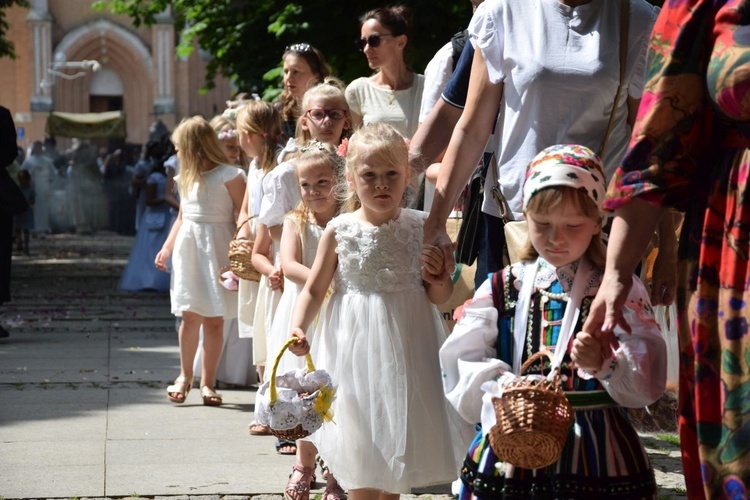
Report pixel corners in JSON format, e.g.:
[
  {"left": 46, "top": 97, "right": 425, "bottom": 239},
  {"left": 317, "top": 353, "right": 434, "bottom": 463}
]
[{"left": 269, "top": 337, "right": 335, "bottom": 423}]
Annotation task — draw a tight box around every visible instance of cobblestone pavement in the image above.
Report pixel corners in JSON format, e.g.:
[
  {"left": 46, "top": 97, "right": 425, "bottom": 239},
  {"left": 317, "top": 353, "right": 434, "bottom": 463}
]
[{"left": 0, "top": 232, "right": 686, "bottom": 499}]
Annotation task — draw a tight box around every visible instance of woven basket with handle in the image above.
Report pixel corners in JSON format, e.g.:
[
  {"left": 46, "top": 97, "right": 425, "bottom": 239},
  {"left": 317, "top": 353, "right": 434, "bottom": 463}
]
[
  {"left": 489, "top": 350, "right": 573, "bottom": 469},
  {"left": 228, "top": 216, "right": 261, "bottom": 282},
  {"left": 266, "top": 338, "right": 326, "bottom": 441}
]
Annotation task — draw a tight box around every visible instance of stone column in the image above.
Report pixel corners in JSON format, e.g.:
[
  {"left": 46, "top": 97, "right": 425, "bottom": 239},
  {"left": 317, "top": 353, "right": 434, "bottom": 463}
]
[
  {"left": 27, "top": 0, "right": 53, "bottom": 111},
  {"left": 152, "top": 8, "right": 176, "bottom": 129}
]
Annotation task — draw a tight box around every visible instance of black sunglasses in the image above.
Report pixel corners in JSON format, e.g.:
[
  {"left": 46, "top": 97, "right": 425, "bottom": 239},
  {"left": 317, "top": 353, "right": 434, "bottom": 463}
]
[
  {"left": 355, "top": 33, "right": 395, "bottom": 52},
  {"left": 286, "top": 43, "right": 311, "bottom": 53}
]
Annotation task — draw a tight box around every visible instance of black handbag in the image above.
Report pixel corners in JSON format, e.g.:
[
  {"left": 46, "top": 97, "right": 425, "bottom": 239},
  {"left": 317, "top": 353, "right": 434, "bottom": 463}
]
[
  {"left": 455, "top": 152, "right": 492, "bottom": 265},
  {"left": 0, "top": 167, "right": 28, "bottom": 216}
]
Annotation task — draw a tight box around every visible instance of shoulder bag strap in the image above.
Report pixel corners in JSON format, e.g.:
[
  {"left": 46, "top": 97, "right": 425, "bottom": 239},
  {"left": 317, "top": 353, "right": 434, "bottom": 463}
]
[{"left": 599, "top": 0, "right": 630, "bottom": 160}]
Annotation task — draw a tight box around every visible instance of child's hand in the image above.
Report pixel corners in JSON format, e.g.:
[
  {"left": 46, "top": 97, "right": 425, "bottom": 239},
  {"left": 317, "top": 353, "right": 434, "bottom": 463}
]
[
  {"left": 420, "top": 244, "right": 448, "bottom": 284},
  {"left": 268, "top": 268, "right": 283, "bottom": 291},
  {"left": 570, "top": 331, "right": 605, "bottom": 372},
  {"left": 288, "top": 328, "right": 310, "bottom": 356},
  {"left": 154, "top": 248, "right": 171, "bottom": 272}
]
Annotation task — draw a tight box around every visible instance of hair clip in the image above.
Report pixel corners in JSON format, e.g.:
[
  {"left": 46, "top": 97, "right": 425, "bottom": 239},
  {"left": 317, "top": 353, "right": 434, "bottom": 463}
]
[{"left": 286, "top": 43, "right": 312, "bottom": 53}]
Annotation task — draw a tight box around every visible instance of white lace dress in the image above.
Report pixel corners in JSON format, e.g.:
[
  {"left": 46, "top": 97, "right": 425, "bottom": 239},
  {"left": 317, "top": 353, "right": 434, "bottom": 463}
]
[
  {"left": 310, "top": 208, "right": 464, "bottom": 493},
  {"left": 266, "top": 218, "right": 325, "bottom": 375}
]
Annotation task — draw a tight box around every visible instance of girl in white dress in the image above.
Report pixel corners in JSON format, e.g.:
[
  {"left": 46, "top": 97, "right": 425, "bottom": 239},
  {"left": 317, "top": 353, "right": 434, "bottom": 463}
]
[
  {"left": 233, "top": 101, "right": 284, "bottom": 433},
  {"left": 155, "top": 116, "right": 246, "bottom": 406},
  {"left": 192, "top": 113, "right": 255, "bottom": 387},
  {"left": 289, "top": 123, "right": 465, "bottom": 498}
]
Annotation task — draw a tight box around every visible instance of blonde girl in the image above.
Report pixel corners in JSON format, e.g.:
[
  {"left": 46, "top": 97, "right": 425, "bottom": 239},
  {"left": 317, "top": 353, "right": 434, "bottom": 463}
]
[
  {"left": 233, "top": 101, "right": 283, "bottom": 405},
  {"left": 440, "top": 145, "right": 666, "bottom": 499},
  {"left": 289, "top": 123, "right": 464, "bottom": 499},
  {"left": 209, "top": 114, "right": 246, "bottom": 168},
  {"left": 155, "top": 116, "right": 246, "bottom": 407},
  {"left": 261, "top": 145, "right": 346, "bottom": 499}
]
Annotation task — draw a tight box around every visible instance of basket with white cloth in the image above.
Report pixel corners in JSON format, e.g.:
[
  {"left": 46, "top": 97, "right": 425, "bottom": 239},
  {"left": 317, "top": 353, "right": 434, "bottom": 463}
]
[{"left": 255, "top": 337, "right": 335, "bottom": 440}]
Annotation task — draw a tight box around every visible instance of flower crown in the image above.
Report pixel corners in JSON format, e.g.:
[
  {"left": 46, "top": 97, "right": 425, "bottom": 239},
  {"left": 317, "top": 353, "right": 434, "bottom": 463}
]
[
  {"left": 300, "top": 140, "right": 330, "bottom": 153},
  {"left": 217, "top": 129, "right": 238, "bottom": 140}
]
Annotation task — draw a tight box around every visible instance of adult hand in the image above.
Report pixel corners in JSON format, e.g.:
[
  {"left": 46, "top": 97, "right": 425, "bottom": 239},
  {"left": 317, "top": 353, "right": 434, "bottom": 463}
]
[
  {"left": 288, "top": 328, "right": 310, "bottom": 356},
  {"left": 423, "top": 214, "right": 455, "bottom": 281},
  {"left": 582, "top": 270, "right": 633, "bottom": 357}
]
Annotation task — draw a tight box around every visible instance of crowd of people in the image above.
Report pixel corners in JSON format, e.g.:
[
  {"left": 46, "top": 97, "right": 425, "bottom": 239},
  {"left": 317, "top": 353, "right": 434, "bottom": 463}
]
[{"left": 4, "top": 0, "right": 749, "bottom": 499}]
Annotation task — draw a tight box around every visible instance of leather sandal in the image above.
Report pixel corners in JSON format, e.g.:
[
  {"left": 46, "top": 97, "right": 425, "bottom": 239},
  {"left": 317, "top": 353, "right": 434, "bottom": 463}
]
[
  {"left": 284, "top": 461, "right": 315, "bottom": 500},
  {"left": 167, "top": 376, "right": 191, "bottom": 403},
  {"left": 322, "top": 482, "right": 347, "bottom": 500},
  {"left": 200, "top": 386, "right": 222, "bottom": 406}
]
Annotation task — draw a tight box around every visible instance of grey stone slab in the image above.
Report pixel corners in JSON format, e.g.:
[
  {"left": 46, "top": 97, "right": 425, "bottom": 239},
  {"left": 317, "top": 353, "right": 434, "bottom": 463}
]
[
  {"left": 0, "top": 440, "right": 105, "bottom": 467},
  {"left": 0, "top": 403, "right": 107, "bottom": 442},
  {"left": 0, "top": 464, "right": 104, "bottom": 498}
]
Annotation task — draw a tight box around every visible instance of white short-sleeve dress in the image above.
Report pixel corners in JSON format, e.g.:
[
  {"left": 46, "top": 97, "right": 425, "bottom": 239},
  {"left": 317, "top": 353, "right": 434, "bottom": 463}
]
[{"left": 171, "top": 164, "right": 244, "bottom": 319}]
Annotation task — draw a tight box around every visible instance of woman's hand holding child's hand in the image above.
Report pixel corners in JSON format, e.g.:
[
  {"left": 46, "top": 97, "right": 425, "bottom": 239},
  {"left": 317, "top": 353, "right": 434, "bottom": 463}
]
[
  {"left": 289, "top": 328, "right": 310, "bottom": 356},
  {"left": 570, "top": 330, "right": 605, "bottom": 373},
  {"left": 420, "top": 244, "right": 446, "bottom": 285}
]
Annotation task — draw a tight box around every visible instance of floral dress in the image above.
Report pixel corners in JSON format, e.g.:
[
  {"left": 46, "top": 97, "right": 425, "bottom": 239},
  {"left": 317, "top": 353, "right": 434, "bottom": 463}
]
[
  {"left": 309, "top": 208, "right": 465, "bottom": 493},
  {"left": 604, "top": 2, "right": 750, "bottom": 498},
  {"left": 440, "top": 259, "right": 666, "bottom": 499}
]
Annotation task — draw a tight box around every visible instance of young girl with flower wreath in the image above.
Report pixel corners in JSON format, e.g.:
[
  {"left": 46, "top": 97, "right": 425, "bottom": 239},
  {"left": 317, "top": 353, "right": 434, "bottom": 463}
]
[
  {"left": 288, "top": 123, "right": 465, "bottom": 498},
  {"left": 439, "top": 144, "right": 667, "bottom": 499}
]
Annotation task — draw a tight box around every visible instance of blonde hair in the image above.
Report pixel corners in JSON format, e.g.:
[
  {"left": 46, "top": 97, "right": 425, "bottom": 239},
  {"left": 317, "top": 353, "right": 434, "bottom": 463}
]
[
  {"left": 341, "top": 123, "right": 410, "bottom": 213},
  {"left": 171, "top": 116, "right": 231, "bottom": 197},
  {"left": 519, "top": 186, "right": 606, "bottom": 271},
  {"left": 235, "top": 100, "right": 283, "bottom": 173},
  {"left": 288, "top": 144, "right": 344, "bottom": 248},
  {"left": 296, "top": 77, "right": 353, "bottom": 145},
  {"left": 209, "top": 114, "right": 247, "bottom": 167}
]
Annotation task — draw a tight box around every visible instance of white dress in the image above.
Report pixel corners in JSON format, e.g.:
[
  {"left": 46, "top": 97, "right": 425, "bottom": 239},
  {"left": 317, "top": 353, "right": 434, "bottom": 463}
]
[
  {"left": 266, "top": 218, "right": 324, "bottom": 375},
  {"left": 238, "top": 162, "right": 263, "bottom": 340},
  {"left": 171, "top": 164, "right": 243, "bottom": 318},
  {"left": 310, "top": 209, "right": 464, "bottom": 493}
]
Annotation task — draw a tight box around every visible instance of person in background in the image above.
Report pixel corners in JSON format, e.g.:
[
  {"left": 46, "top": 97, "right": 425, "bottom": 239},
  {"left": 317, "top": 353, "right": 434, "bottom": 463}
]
[
  {"left": 21, "top": 141, "right": 56, "bottom": 235},
  {"left": 12, "top": 170, "right": 34, "bottom": 255},
  {"left": 347, "top": 5, "right": 424, "bottom": 140},
  {"left": 277, "top": 44, "right": 332, "bottom": 141}
]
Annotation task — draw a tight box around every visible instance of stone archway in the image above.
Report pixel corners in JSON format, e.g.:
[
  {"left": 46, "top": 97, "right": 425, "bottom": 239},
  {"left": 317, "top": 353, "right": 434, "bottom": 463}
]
[{"left": 52, "top": 18, "right": 154, "bottom": 144}]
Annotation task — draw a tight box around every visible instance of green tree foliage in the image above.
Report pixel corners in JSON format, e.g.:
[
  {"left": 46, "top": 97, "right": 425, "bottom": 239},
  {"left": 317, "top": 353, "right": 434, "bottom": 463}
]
[
  {"left": 92, "top": 0, "right": 474, "bottom": 97},
  {"left": 0, "top": 0, "right": 30, "bottom": 59}
]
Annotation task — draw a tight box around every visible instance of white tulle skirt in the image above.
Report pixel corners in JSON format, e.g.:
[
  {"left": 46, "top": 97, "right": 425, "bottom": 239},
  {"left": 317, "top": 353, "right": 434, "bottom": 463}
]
[{"left": 309, "top": 288, "right": 464, "bottom": 493}]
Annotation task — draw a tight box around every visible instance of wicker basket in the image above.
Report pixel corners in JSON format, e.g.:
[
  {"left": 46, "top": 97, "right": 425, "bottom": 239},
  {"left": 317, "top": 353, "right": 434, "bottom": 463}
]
[
  {"left": 256, "top": 338, "right": 335, "bottom": 441},
  {"left": 228, "top": 216, "right": 261, "bottom": 282},
  {"left": 489, "top": 350, "right": 573, "bottom": 469}
]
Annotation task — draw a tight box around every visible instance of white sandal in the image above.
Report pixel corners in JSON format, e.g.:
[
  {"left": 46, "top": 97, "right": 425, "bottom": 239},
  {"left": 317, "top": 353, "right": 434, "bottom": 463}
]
[{"left": 167, "top": 376, "right": 191, "bottom": 403}]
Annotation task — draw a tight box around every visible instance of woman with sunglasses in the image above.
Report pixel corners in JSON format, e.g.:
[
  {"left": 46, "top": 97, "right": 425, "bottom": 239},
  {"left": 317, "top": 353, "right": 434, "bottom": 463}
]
[
  {"left": 347, "top": 5, "right": 424, "bottom": 140},
  {"left": 278, "top": 44, "right": 332, "bottom": 141}
]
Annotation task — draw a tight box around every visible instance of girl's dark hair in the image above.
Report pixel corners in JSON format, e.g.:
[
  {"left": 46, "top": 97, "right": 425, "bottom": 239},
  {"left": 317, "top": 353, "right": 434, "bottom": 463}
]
[
  {"left": 360, "top": 5, "right": 414, "bottom": 43},
  {"left": 279, "top": 44, "right": 332, "bottom": 123}
]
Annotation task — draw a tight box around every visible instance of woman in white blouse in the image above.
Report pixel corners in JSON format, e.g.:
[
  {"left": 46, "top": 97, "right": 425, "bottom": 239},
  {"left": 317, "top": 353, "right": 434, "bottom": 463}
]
[{"left": 346, "top": 4, "right": 424, "bottom": 139}]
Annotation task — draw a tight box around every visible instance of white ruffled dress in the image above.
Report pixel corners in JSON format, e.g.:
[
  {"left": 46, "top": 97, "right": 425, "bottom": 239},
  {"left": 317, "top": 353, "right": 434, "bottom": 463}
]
[{"left": 310, "top": 209, "right": 464, "bottom": 493}]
